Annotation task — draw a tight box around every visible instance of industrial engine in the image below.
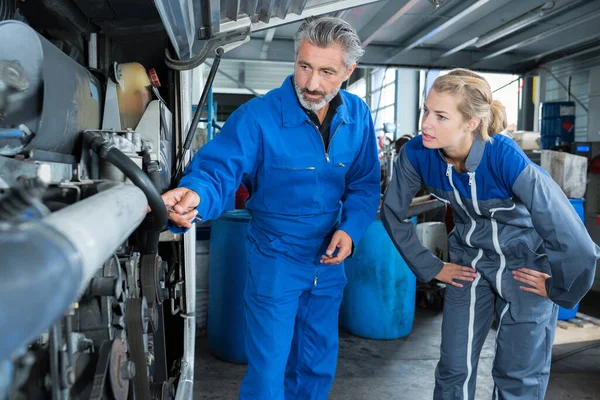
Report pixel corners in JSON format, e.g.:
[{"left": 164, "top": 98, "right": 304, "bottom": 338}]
[{"left": 0, "top": 5, "right": 187, "bottom": 399}]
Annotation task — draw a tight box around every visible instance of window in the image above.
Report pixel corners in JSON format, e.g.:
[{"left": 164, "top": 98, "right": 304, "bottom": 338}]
[
  {"left": 370, "top": 68, "right": 397, "bottom": 133},
  {"left": 347, "top": 78, "right": 367, "bottom": 103},
  {"left": 433, "top": 70, "right": 519, "bottom": 132}
]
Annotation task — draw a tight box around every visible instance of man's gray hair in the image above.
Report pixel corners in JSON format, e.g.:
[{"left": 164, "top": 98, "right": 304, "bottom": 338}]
[{"left": 293, "top": 17, "right": 364, "bottom": 69}]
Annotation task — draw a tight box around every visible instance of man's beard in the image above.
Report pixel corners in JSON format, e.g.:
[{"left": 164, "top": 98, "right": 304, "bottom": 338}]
[{"left": 294, "top": 80, "right": 339, "bottom": 111}]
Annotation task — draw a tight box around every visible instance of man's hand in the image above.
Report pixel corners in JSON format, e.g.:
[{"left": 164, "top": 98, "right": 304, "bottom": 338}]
[
  {"left": 513, "top": 268, "right": 550, "bottom": 298},
  {"left": 435, "top": 263, "right": 478, "bottom": 288},
  {"left": 320, "top": 230, "right": 353, "bottom": 265},
  {"left": 158, "top": 188, "right": 201, "bottom": 229}
]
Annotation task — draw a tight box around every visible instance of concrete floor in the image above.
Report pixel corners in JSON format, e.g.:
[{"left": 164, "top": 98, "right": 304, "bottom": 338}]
[{"left": 194, "top": 300, "right": 600, "bottom": 399}]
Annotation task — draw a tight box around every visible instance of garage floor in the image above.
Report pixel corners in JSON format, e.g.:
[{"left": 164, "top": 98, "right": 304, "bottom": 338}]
[{"left": 194, "top": 295, "right": 600, "bottom": 399}]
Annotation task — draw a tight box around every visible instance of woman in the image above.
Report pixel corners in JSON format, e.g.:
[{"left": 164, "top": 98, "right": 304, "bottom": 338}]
[{"left": 381, "top": 68, "right": 600, "bottom": 400}]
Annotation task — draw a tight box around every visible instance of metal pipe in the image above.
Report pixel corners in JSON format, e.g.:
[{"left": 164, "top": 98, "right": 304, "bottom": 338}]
[
  {"left": 49, "top": 322, "right": 61, "bottom": 400},
  {"left": 478, "top": 8, "right": 600, "bottom": 62},
  {"left": 175, "top": 48, "right": 224, "bottom": 182},
  {"left": 88, "top": 33, "right": 98, "bottom": 69},
  {"left": 174, "top": 68, "right": 196, "bottom": 400},
  {"left": 393, "top": 0, "right": 491, "bottom": 57},
  {"left": 43, "top": 184, "right": 148, "bottom": 294},
  {"left": 0, "top": 183, "right": 147, "bottom": 361},
  {"left": 361, "top": 0, "right": 421, "bottom": 47},
  {"left": 206, "top": 61, "right": 262, "bottom": 97},
  {"left": 173, "top": 316, "right": 195, "bottom": 400},
  {"left": 474, "top": 3, "right": 554, "bottom": 48}
]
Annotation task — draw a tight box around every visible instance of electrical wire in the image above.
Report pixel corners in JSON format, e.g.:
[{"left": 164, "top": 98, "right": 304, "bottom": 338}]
[
  {"left": 372, "top": 66, "right": 389, "bottom": 135},
  {"left": 539, "top": 66, "right": 588, "bottom": 113},
  {"left": 492, "top": 76, "right": 521, "bottom": 94}
]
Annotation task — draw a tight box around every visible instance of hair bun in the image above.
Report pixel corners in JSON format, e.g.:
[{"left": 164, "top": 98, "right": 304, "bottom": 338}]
[{"left": 490, "top": 100, "right": 508, "bottom": 134}]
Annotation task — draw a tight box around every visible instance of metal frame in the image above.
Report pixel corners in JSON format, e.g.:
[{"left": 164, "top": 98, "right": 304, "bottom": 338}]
[
  {"left": 174, "top": 69, "right": 196, "bottom": 400},
  {"left": 218, "top": 37, "right": 525, "bottom": 73},
  {"left": 218, "top": 0, "right": 385, "bottom": 34},
  {"left": 520, "top": 35, "right": 600, "bottom": 64},
  {"left": 359, "top": 0, "right": 421, "bottom": 47},
  {"left": 260, "top": 28, "right": 277, "bottom": 59},
  {"left": 386, "top": 0, "right": 492, "bottom": 62},
  {"left": 476, "top": 8, "right": 600, "bottom": 63}
]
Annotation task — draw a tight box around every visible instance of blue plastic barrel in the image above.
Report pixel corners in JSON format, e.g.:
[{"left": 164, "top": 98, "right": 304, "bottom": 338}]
[
  {"left": 540, "top": 101, "right": 575, "bottom": 149},
  {"left": 339, "top": 217, "right": 417, "bottom": 339},
  {"left": 208, "top": 210, "right": 251, "bottom": 364},
  {"left": 557, "top": 198, "right": 585, "bottom": 320}
]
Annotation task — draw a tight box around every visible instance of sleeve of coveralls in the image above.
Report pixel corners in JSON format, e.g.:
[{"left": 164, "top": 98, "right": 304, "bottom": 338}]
[
  {"left": 176, "top": 104, "right": 261, "bottom": 223},
  {"left": 381, "top": 145, "right": 445, "bottom": 283},
  {"left": 504, "top": 149, "right": 600, "bottom": 309},
  {"left": 337, "top": 107, "right": 381, "bottom": 248}
]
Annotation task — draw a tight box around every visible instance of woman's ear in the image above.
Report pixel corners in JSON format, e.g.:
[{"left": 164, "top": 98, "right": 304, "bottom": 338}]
[{"left": 465, "top": 117, "right": 481, "bottom": 134}]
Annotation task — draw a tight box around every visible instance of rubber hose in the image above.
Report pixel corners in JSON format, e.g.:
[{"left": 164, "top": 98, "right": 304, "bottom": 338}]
[
  {"left": 143, "top": 168, "right": 164, "bottom": 254},
  {"left": 83, "top": 131, "right": 167, "bottom": 231},
  {"left": 104, "top": 148, "right": 167, "bottom": 230}
]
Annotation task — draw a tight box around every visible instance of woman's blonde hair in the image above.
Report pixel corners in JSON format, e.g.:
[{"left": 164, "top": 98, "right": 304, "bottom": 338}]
[{"left": 431, "top": 68, "right": 507, "bottom": 141}]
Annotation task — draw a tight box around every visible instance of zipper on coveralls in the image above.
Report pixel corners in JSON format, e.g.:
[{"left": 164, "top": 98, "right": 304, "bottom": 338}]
[
  {"left": 307, "top": 121, "right": 344, "bottom": 163},
  {"left": 308, "top": 120, "right": 344, "bottom": 285},
  {"left": 446, "top": 164, "right": 476, "bottom": 247},
  {"left": 468, "top": 172, "right": 481, "bottom": 216}
]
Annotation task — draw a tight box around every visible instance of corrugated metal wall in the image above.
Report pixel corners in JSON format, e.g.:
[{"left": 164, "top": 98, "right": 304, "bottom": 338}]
[
  {"left": 211, "top": 59, "right": 294, "bottom": 93},
  {"left": 540, "top": 50, "right": 600, "bottom": 142}
]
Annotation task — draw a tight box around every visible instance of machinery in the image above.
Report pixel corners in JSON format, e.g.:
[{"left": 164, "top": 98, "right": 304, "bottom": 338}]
[
  {"left": 2, "top": 0, "right": 477, "bottom": 396},
  {"left": 0, "top": 0, "right": 364, "bottom": 397},
  {"left": 0, "top": 1, "right": 187, "bottom": 396}
]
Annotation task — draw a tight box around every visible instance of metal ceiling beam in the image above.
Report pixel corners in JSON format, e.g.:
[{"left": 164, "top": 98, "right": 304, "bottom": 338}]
[
  {"left": 219, "top": 0, "right": 386, "bottom": 34},
  {"left": 386, "top": 0, "right": 491, "bottom": 61},
  {"left": 474, "top": 1, "right": 558, "bottom": 48},
  {"left": 440, "top": 0, "right": 586, "bottom": 59},
  {"left": 260, "top": 28, "right": 277, "bottom": 59},
  {"left": 547, "top": 43, "right": 600, "bottom": 64},
  {"left": 217, "top": 37, "right": 524, "bottom": 73},
  {"left": 477, "top": 8, "right": 600, "bottom": 62},
  {"left": 334, "top": 8, "right": 352, "bottom": 20},
  {"left": 440, "top": 37, "right": 477, "bottom": 58},
  {"left": 520, "top": 35, "right": 600, "bottom": 64},
  {"left": 360, "top": 0, "right": 421, "bottom": 47}
]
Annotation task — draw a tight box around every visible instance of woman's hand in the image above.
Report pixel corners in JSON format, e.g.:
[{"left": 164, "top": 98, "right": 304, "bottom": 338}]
[
  {"left": 513, "top": 268, "right": 550, "bottom": 298},
  {"left": 435, "top": 263, "right": 478, "bottom": 288}
]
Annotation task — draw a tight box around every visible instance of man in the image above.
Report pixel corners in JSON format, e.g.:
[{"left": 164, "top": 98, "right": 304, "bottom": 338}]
[{"left": 162, "top": 17, "right": 380, "bottom": 399}]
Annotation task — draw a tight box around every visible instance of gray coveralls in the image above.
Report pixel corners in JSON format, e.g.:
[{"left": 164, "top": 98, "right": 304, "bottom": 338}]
[{"left": 382, "top": 134, "right": 600, "bottom": 399}]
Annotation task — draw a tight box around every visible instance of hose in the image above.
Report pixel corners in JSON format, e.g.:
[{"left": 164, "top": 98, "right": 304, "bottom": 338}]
[
  {"left": 83, "top": 131, "right": 167, "bottom": 231},
  {"left": 141, "top": 166, "right": 163, "bottom": 254}
]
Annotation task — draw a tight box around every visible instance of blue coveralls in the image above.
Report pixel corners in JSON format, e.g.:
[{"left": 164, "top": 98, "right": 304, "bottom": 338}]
[
  {"left": 382, "top": 134, "right": 600, "bottom": 400},
  {"left": 177, "top": 76, "right": 380, "bottom": 399}
]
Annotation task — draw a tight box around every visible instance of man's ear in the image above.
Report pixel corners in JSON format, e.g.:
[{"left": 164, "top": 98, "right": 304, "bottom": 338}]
[{"left": 344, "top": 63, "right": 357, "bottom": 81}]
